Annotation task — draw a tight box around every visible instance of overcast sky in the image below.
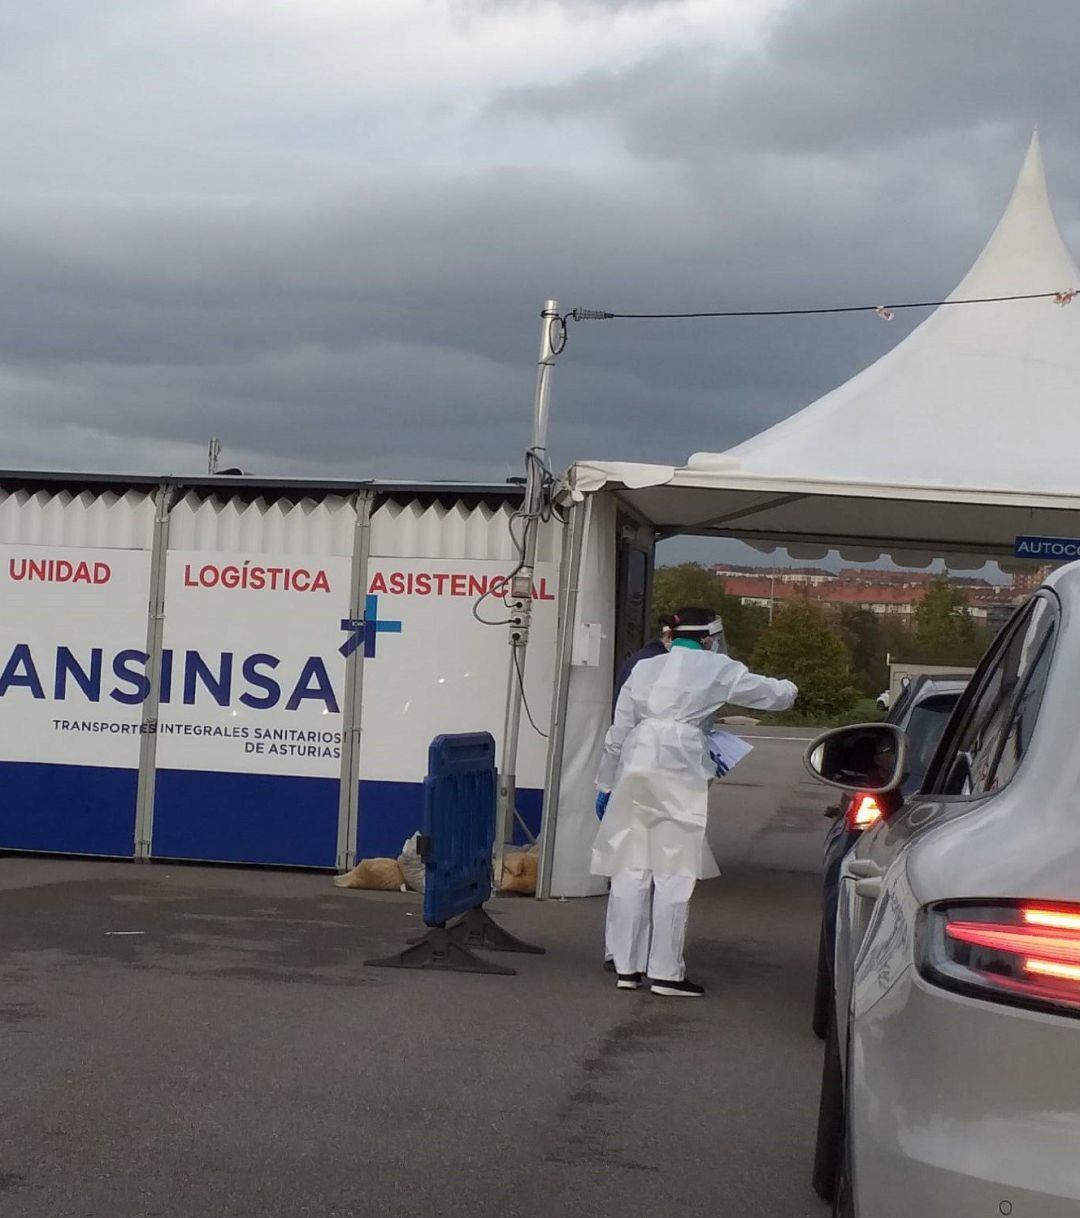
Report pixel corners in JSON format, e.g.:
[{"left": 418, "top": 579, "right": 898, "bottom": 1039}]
[{"left": 3, "top": 0, "right": 1078, "bottom": 501}]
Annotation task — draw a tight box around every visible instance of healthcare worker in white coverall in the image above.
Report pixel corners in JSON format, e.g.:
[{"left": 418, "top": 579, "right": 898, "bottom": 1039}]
[{"left": 593, "top": 607, "right": 797, "bottom": 996}]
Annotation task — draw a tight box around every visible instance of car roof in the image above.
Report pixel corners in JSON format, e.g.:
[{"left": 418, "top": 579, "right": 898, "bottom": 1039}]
[
  {"left": 889, "top": 674, "right": 966, "bottom": 723},
  {"left": 911, "top": 676, "right": 967, "bottom": 698},
  {"left": 1040, "top": 559, "right": 1080, "bottom": 596}
]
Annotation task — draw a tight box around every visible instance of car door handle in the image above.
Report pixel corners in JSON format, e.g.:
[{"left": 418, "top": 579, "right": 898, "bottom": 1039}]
[
  {"left": 848, "top": 859, "right": 885, "bottom": 879},
  {"left": 855, "top": 878, "right": 884, "bottom": 900}
]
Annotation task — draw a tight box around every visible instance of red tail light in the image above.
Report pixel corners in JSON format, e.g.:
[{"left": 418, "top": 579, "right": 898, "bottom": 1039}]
[
  {"left": 846, "top": 793, "right": 883, "bottom": 831},
  {"left": 920, "top": 902, "right": 1080, "bottom": 1018}
]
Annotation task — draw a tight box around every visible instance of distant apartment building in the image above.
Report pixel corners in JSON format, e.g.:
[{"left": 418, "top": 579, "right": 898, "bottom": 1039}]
[
  {"left": 716, "top": 575, "right": 924, "bottom": 618},
  {"left": 1011, "top": 564, "right": 1053, "bottom": 596},
  {"left": 711, "top": 563, "right": 835, "bottom": 587},
  {"left": 713, "top": 563, "right": 1015, "bottom": 622}
]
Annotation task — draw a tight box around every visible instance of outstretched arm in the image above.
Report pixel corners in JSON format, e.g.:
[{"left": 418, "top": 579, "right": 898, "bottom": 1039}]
[{"left": 727, "top": 663, "right": 798, "bottom": 712}]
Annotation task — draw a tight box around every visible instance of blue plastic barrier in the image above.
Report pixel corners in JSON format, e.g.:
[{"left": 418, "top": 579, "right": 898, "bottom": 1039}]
[
  {"left": 421, "top": 732, "right": 497, "bottom": 927},
  {"left": 365, "top": 730, "right": 544, "bottom": 974}
]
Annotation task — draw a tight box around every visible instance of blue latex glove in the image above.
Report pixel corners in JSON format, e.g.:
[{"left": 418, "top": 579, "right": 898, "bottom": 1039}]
[{"left": 595, "top": 790, "right": 611, "bottom": 820}]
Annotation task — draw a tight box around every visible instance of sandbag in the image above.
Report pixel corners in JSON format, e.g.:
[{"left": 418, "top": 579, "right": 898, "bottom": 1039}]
[
  {"left": 499, "top": 846, "right": 539, "bottom": 895},
  {"left": 334, "top": 857, "right": 405, "bottom": 890},
  {"left": 397, "top": 833, "right": 426, "bottom": 893},
  {"left": 501, "top": 851, "right": 527, "bottom": 878},
  {"left": 500, "top": 869, "right": 534, "bottom": 894}
]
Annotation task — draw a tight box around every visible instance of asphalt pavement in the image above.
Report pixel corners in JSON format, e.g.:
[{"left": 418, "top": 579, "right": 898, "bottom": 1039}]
[
  {"left": 708, "top": 726, "right": 835, "bottom": 872},
  {"left": 0, "top": 731, "right": 832, "bottom": 1218}
]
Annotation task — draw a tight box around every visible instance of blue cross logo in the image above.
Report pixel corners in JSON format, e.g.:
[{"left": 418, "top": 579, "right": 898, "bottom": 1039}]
[{"left": 339, "top": 594, "right": 402, "bottom": 659}]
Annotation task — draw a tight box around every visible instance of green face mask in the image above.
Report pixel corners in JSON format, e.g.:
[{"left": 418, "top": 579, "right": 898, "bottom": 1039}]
[{"left": 671, "top": 637, "right": 703, "bottom": 650}]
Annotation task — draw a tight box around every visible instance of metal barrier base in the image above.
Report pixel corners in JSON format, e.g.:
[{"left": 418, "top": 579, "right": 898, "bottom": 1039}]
[
  {"left": 365, "top": 926, "right": 516, "bottom": 975},
  {"left": 445, "top": 907, "right": 546, "bottom": 955}
]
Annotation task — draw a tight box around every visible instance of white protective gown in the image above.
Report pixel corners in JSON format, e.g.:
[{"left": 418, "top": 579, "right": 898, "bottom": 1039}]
[{"left": 591, "top": 647, "right": 797, "bottom": 880}]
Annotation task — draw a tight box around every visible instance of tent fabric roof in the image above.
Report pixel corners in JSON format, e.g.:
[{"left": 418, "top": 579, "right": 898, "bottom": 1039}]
[{"left": 571, "top": 134, "right": 1080, "bottom": 565}]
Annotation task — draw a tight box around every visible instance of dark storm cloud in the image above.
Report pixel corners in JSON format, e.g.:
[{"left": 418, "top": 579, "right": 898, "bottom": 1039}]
[
  {"left": 0, "top": 159, "right": 917, "bottom": 479},
  {"left": 499, "top": 0, "right": 1080, "bottom": 159},
  {"left": 453, "top": 0, "right": 683, "bottom": 13},
  {"left": 0, "top": 0, "right": 1076, "bottom": 484}
]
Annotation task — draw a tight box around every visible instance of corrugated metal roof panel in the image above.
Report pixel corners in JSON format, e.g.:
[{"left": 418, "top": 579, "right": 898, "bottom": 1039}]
[
  {"left": 369, "top": 498, "right": 557, "bottom": 561},
  {"left": 0, "top": 487, "right": 156, "bottom": 549},
  {"left": 168, "top": 492, "right": 356, "bottom": 556}
]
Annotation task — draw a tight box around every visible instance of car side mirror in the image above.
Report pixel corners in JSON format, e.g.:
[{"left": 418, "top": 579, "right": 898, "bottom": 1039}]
[{"left": 804, "top": 723, "right": 907, "bottom": 794}]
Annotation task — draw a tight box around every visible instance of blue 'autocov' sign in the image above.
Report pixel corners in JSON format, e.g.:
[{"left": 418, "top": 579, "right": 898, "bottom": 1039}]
[{"left": 1014, "top": 535, "right": 1080, "bottom": 562}]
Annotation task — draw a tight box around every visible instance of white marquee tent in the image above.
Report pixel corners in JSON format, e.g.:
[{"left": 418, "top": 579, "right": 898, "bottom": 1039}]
[
  {"left": 540, "top": 132, "right": 1080, "bottom": 897},
  {"left": 568, "top": 132, "right": 1080, "bottom": 569}
]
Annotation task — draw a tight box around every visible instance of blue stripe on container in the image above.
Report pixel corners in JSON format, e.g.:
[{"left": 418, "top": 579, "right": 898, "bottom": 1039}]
[
  {"left": 357, "top": 780, "right": 542, "bottom": 859},
  {"left": 0, "top": 760, "right": 137, "bottom": 857},
  {"left": 0, "top": 764, "right": 544, "bottom": 868},
  {"left": 152, "top": 769, "right": 339, "bottom": 868}
]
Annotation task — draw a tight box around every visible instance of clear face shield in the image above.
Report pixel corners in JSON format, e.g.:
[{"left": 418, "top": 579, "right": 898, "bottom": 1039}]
[{"left": 703, "top": 619, "right": 727, "bottom": 654}]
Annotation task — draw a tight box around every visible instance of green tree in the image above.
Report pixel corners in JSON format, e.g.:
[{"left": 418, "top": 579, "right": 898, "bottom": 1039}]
[
  {"left": 652, "top": 563, "right": 724, "bottom": 621},
  {"left": 879, "top": 614, "right": 917, "bottom": 669},
  {"left": 835, "top": 605, "right": 889, "bottom": 696},
  {"left": 752, "top": 597, "right": 858, "bottom": 718},
  {"left": 912, "top": 581, "right": 984, "bottom": 664},
  {"left": 652, "top": 563, "right": 768, "bottom": 662}
]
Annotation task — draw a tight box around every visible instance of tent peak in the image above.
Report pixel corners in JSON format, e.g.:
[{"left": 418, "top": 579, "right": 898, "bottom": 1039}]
[
  {"left": 713, "top": 136, "right": 1080, "bottom": 496},
  {"left": 1019, "top": 127, "right": 1043, "bottom": 193},
  {"left": 950, "top": 127, "right": 1076, "bottom": 301}
]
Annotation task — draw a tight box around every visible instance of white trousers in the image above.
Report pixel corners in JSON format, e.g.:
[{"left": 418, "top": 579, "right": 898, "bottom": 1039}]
[{"left": 605, "top": 868, "right": 697, "bottom": 982}]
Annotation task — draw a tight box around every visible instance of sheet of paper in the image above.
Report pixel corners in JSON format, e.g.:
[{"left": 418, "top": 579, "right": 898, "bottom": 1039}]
[{"left": 707, "top": 728, "right": 754, "bottom": 776}]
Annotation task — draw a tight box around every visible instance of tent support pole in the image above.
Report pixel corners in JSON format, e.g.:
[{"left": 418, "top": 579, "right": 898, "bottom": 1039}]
[
  {"left": 495, "top": 299, "right": 562, "bottom": 887},
  {"left": 536, "top": 496, "right": 586, "bottom": 901},
  {"left": 695, "top": 527, "right": 1020, "bottom": 561},
  {"left": 336, "top": 487, "right": 375, "bottom": 872},
  {"left": 655, "top": 492, "right": 808, "bottom": 541},
  {"left": 133, "top": 480, "right": 176, "bottom": 861}
]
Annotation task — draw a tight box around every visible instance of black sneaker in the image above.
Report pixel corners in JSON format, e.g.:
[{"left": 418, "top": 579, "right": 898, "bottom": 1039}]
[
  {"left": 603, "top": 959, "right": 616, "bottom": 974},
  {"left": 616, "top": 972, "right": 644, "bottom": 990},
  {"left": 650, "top": 977, "right": 705, "bottom": 997}
]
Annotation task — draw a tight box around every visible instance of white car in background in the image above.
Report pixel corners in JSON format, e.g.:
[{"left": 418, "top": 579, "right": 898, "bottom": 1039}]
[{"left": 806, "top": 564, "right": 1080, "bottom": 1216}]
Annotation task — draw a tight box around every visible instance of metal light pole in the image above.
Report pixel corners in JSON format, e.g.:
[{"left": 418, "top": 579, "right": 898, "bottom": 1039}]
[{"left": 493, "top": 300, "right": 562, "bottom": 886}]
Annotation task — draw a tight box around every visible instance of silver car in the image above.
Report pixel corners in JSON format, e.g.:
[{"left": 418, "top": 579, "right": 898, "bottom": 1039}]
[{"left": 807, "top": 564, "right": 1079, "bottom": 1216}]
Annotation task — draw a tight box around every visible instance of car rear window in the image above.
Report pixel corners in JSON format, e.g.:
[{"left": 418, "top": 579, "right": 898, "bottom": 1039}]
[{"left": 902, "top": 694, "right": 959, "bottom": 791}]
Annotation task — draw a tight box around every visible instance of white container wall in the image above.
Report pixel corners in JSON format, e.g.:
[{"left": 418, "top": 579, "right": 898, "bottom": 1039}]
[
  {"left": 356, "top": 497, "right": 559, "bottom": 859},
  {"left": 0, "top": 485, "right": 157, "bottom": 855},
  {"left": 150, "top": 491, "right": 359, "bottom": 866},
  {"left": 0, "top": 478, "right": 563, "bottom": 872}
]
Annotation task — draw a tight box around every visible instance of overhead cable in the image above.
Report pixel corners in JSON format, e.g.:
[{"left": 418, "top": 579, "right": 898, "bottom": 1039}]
[{"left": 558, "top": 289, "right": 1078, "bottom": 347}]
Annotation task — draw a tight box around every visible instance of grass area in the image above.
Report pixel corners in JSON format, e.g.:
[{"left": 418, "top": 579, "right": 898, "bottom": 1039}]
[{"left": 744, "top": 697, "right": 886, "bottom": 731}]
